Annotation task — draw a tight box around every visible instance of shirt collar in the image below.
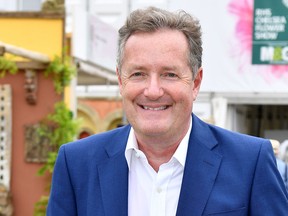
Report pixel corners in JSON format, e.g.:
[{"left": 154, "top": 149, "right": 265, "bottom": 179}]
[
  {"left": 172, "top": 116, "right": 192, "bottom": 167},
  {"left": 125, "top": 127, "right": 138, "bottom": 170},
  {"left": 125, "top": 116, "right": 192, "bottom": 169}
]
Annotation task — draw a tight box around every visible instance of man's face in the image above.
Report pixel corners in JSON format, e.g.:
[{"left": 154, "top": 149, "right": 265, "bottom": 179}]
[{"left": 117, "top": 29, "right": 202, "bottom": 141}]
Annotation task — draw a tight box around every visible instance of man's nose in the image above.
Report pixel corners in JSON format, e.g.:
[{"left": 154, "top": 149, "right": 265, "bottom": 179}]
[{"left": 143, "top": 76, "right": 164, "bottom": 100}]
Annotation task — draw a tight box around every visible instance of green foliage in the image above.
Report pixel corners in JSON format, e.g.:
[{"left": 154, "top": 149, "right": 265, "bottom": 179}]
[
  {"left": 34, "top": 102, "right": 80, "bottom": 216},
  {"left": 34, "top": 196, "right": 49, "bottom": 216},
  {"left": 37, "top": 101, "right": 81, "bottom": 175},
  {"left": 44, "top": 55, "right": 77, "bottom": 94},
  {"left": 0, "top": 56, "right": 18, "bottom": 77},
  {"left": 37, "top": 152, "right": 58, "bottom": 176},
  {"left": 0, "top": 55, "right": 76, "bottom": 92}
]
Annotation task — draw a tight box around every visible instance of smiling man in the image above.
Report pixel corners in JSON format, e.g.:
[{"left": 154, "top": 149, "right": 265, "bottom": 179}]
[
  {"left": 117, "top": 29, "right": 201, "bottom": 173},
  {"left": 47, "top": 7, "right": 288, "bottom": 216}
]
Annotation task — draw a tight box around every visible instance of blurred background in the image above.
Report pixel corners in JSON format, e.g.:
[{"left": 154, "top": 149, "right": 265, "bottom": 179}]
[{"left": 0, "top": 0, "right": 288, "bottom": 215}]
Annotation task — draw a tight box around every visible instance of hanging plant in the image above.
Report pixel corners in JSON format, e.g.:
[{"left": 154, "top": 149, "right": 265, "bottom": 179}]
[
  {"left": 34, "top": 196, "right": 49, "bottom": 216},
  {"left": 37, "top": 101, "right": 81, "bottom": 175},
  {"left": 34, "top": 101, "right": 81, "bottom": 216},
  {"left": 33, "top": 54, "right": 79, "bottom": 215},
  {"left": 44, "top": 55, "right": 77, "bottom": 94},
  {"left": 0, "top": 56, "right": 18, "bottom": 77}
]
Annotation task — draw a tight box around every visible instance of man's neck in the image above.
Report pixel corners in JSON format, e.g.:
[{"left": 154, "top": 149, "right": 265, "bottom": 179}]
[{"left": 137, "top": 140, "right": 180, "bottom": 172}]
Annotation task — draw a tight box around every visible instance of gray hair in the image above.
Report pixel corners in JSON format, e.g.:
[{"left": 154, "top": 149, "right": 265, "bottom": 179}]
[{"left": 117, "top": 6, "right": 202, "bottom": 78}]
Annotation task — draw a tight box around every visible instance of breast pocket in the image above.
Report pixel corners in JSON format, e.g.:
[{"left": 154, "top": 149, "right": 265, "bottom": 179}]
[{"left": 204, "top": 207, "right": 246, "bottom": 216}]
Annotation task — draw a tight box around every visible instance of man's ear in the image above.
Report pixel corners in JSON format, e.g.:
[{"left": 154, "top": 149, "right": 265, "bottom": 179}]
[
  {"left": 116, "top": 67, "right": 123, "bottom": 95},
  {"left": 192, "top": 67, "right": 203, "bottom": 101}
]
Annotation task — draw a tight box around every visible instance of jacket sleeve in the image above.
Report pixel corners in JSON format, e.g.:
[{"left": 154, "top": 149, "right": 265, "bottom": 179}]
[
  {"left": 250, "top": 139, "right": 288, "bottom": 215},
  {"left": 46, "top": 145, "right": 77, "bottom": 216}
]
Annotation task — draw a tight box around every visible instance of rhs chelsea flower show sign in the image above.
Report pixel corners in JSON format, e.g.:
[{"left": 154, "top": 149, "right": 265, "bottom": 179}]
[{"left": 252, "top": 0, "right": 288, "bottom": 64}]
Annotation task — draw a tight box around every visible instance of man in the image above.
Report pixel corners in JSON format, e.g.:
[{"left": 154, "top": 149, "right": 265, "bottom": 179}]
[
  {"left": 271, "top": 139, "right": 288, "bottom": 191},
  {"left": 47, "top": 7, "right": 288, "bottom": 215}
]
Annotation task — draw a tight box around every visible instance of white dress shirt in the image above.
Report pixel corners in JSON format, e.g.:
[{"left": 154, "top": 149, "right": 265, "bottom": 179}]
[{"left": 125, "top": 118, "right": 192, "bottom": 216}]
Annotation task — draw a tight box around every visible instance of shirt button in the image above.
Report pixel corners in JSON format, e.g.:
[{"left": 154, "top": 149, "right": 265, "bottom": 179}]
[
  {"left": 135, "top": 152, "right": 140, "bottom": 158},
  {"left": 156, "top": 187, "right": 162, "bottom": 193}
]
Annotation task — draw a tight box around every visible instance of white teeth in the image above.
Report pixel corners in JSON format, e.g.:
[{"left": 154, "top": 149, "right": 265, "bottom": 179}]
[{"left": 143, "top": 106, "right": 167, "bottom": 111}]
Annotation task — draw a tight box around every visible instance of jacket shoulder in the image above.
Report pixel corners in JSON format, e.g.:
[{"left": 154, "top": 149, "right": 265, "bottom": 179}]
[{"left": 59, "top": 125, "right": 131, "bottom": 162}]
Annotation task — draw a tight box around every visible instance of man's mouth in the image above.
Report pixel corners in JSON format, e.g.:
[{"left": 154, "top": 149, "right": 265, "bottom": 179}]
[{"left": 142, "top": 105, "right": 168, "bottom": 111}]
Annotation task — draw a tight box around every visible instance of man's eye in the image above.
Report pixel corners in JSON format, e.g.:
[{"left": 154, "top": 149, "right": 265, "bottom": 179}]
[
  {"left": 162, "top": 73, "right": 178, "bottom": 78},
  {"left": 132, "top": 72, "right": 143, "bottom": 77},
  {"left": 129, "top": 72, "right": 145, "bottom": 80}
]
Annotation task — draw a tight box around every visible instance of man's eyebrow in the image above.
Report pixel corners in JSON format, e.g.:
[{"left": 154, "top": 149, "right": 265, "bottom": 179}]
[
  {"left": 126, "top": 64, "right": 178, "bottom": 71},
  {"left": 161, "top": 66, "right": 178, "bottom": 71},
  {"left": 126, "top": 63, "right": 146, "bottom": 71}
]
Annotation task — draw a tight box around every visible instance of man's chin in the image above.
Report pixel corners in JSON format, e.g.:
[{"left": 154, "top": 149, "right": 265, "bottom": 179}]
[{"left": 136, "top": 125, "right": 169, "bottom": 137}]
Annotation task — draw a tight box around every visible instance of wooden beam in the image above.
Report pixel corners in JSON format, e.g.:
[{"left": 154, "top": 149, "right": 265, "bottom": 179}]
[
  {"left": 15, "top": 61, "right": 48, "bottom": 70},
  {"left": 0, "top": 41, "right": 50, "bottom": 63}
]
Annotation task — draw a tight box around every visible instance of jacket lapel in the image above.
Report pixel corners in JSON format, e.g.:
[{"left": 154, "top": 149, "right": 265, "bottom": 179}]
[
  {"left": 176, "top": 115, "right": 223, "bottom": 216},
  {"left": 98, "top": 126, "right": 130, "bottom": 216}
]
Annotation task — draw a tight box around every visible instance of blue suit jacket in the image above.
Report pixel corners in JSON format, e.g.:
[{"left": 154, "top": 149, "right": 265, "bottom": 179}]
[{"left": 47, "top": 114, "right": 288, "bottom": 215}]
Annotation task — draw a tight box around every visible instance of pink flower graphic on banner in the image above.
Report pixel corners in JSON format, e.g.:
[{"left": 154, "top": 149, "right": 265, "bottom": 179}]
[
  {"left": 228, "top": 0, "right": 288, "bottom": 80},
  {"left": 228, "top": 0, "right": 253, "bottom": 53}
]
